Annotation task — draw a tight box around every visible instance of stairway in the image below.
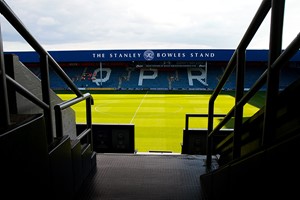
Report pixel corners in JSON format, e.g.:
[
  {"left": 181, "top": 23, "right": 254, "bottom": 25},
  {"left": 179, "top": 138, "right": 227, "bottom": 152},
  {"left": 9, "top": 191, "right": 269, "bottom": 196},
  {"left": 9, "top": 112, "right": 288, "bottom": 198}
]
[
  {"left": 200, "top": 78, "right": 300, "bottom": 199},
  {"left": 0, "top": 54, "right": 96, "bottom": 200}
]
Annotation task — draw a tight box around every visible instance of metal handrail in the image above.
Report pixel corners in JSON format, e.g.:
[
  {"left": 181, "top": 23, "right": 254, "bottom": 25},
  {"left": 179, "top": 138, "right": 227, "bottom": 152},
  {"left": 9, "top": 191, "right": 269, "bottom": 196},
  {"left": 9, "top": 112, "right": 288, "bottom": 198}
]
[
  {"left": 207, "top": 34, "right": 300, "bottom": 140},
  {"left": 0, "top": 0, "right": 92, "bottom": 147},
  {"left": 185, "top": 113, "right": 226, "bottom": 131},
  {"left": 206, "top": 0, "right": 288, "bottom": 167},
  {"left": 0, "top": 1, "right": 82, "bottom": 97},
  {"left": 54, "top": 93, "right": 93, "bottom": 150},
  {"left": 0, "top": 21, "right": 10, "bottom": 129},
  {"left": 206, "top": 0, "right": 300, "bottom": 168}
]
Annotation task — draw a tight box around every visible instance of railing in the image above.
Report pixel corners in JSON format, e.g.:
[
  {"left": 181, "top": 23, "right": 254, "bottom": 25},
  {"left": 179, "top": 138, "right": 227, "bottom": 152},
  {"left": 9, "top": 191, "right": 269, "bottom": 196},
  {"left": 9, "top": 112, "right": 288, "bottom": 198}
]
[
  {"left": 206, "top": 0, "right": 300, "bottom": 167},
  {"left": 0, "top": 0, "right": 93, "bottom": 149},
  {"left": 185, "top": 114, "right": 226, "bottom": 131},
  {"left": 0, "top": 21, "right": 10, "bottom": 129},
  {"left": 55, "top": 93, "right": 93, "bottom": 150}
]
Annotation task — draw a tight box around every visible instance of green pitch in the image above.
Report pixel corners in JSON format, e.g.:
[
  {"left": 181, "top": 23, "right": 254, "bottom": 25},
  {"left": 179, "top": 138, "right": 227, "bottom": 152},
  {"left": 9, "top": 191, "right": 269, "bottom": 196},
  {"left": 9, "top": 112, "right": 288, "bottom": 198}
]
[{"left": 58, "top": 91, "right": 265, "bottom": 153}]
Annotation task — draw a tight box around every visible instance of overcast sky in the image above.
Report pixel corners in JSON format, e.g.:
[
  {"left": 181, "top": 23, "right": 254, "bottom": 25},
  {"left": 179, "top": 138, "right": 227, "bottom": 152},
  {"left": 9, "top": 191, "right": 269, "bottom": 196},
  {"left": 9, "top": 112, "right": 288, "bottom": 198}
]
[{"left": 1, "top": 0, "right": 299, "bottom": 51}]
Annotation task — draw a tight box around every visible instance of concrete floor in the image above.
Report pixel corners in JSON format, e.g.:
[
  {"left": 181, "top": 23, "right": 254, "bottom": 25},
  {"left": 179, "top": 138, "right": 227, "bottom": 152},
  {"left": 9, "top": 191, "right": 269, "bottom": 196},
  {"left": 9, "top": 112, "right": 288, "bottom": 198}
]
[{"left": 75, "top": 153, "right": 218, "bottom": 200}]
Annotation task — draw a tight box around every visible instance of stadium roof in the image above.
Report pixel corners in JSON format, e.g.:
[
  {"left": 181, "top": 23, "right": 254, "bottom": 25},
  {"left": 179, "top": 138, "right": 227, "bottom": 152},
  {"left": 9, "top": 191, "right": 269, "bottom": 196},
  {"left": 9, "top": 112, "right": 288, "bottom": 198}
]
[{"left": 5, "top": 49, "right": 300, "bottom": 63}]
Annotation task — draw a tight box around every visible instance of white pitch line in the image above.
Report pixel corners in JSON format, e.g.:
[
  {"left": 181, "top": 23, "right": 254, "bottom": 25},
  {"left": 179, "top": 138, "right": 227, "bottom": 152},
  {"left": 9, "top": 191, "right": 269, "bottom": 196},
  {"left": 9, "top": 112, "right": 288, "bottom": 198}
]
[{"left": 130, "top": 92, "right": 148, "bottom": 124}]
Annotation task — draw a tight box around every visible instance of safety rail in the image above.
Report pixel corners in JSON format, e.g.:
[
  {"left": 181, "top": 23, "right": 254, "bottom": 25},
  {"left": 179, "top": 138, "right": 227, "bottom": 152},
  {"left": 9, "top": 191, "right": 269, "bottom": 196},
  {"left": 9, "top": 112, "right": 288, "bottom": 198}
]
[
  {"left": 206, "top": 0, "right": 300, "bottom": 167},
  {"left": 185, "top": 113, "right": 226, "bottom": 131},
  {"left": 55, "top": 93, "right": 93, "bottom": 150},
  {"left": 0, "top": 0, "right": 91, "bottom": 147},
  {"left": 0, "top": 15, "right": 10, "bottom": 129}
]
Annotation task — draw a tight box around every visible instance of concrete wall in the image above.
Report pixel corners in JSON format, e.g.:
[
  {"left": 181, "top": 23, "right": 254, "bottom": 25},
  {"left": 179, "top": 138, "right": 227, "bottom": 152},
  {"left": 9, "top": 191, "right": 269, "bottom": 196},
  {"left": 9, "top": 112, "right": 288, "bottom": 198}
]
[{"left": 5, "top": 54, "right": 77, "bottom": 140}]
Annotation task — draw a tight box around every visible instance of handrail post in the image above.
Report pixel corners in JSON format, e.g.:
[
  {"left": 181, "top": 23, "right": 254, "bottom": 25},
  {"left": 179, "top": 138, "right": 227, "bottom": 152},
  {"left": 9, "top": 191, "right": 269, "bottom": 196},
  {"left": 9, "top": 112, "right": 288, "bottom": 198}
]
[
  {"left": 40, "top": 54, "right": 54, "bottom": 144},
  {"left": 206, "top": 101, "right": 214, "bottom": 168},
  {"left": 54, "top": 93, "right": 93, "bottom": 149},
  {"left": 233, "top": 48, "right": 246, "bottom": 159},
  {"left": 185, "top": 115, "right": 189, "bottom": 130},
  {"left": 86, "top": 96, "right": 93, "bottom": 150},
  {"left": 206, "top": 52, "right": 237, "bottom": 168},
  {"left": 205, "top": 0, "right": 272, "bottom": 166},
  {"left": 262, "top": 0, "right": 285, "bottom": 146},
  {"left": 0, "top": 22, "right": 10, "bottom": 129},
  {"left": 54, "top": 105, "right": 63, "bottom": 138}
]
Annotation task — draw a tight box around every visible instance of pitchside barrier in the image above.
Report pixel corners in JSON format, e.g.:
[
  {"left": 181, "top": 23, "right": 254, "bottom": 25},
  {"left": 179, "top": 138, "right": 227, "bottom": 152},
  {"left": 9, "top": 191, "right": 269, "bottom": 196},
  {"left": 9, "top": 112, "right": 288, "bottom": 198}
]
[
  {"left": 76, "top": 123, "right": 135, "bottom": 153},
  {"left": 182, "top": 114, "right": 233, "bottom": 155}
]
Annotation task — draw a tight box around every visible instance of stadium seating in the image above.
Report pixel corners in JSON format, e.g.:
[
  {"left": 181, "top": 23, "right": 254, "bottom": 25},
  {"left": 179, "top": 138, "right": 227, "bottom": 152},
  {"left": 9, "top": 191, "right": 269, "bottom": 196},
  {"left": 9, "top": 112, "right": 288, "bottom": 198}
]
[{"left": 38, "top": 64, "right": 299, "bottom": 91}]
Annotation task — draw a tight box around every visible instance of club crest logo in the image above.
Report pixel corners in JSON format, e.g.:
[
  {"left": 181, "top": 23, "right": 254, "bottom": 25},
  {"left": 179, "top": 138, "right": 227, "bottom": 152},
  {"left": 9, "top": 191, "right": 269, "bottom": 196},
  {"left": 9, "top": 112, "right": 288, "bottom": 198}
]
[{"left": 143, "top": 50, "right": 155, "bottom": 61}]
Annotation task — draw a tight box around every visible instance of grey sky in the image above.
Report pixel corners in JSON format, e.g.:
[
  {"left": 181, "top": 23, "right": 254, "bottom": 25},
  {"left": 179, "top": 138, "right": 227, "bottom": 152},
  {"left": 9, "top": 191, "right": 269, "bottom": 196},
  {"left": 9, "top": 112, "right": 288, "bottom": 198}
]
[{"left": 1, "top": 0, "right": 299, "bottom": 51}]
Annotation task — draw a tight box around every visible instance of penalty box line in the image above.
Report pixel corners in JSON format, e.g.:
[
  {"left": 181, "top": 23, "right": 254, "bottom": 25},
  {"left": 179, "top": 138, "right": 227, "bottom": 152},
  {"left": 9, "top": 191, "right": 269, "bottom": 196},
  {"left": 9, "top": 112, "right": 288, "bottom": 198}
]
[{"left": 130, "top": 91, "right": 148, "bottom": 124}]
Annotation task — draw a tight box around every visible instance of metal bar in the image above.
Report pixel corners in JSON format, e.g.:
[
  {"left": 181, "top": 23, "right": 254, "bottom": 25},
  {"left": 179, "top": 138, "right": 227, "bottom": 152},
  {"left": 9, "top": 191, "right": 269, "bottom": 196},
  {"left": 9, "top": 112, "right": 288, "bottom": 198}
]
[
  {"left": 57, "top": 93, "right": 91, "bottom": 110},
  {"left": 240, "top": 71, "right": 268, "bottom": 104},
  {"left": 86, "top": 96, "right": 93, "bottom": 150},
  {"left": 54, "top": 93, "right": 92, "bottom": 140},
  {"left": 209, "top": 0, "right": 294, "bottom": 163},
  {"left": 237, "top": 32, "right": 300, "bottom": 110},
  {"left": 208, "top": 0, "right": 271, "bottom": 117},
  {"left": 40, "top": 54, "right": 54, "bottom": 144},
  {"left": 185, "top": 113, "right": 226, "bottom": 130},
  {"left": 40, "top": 55, "right": 52, "bottom": 105},
  {"left": 233, "top": 49, "right": 246, "bottom": 159},
  {"left": 206, "top": 53, "right": 236, "bottom": 167},
  {"left": 185, "top": 115, "right": 189, "bottom": 130},
  {"left": 206, "top": 0, "right": 272, "bottom": 167},
  {"left": 77, "top": 128, "right": 91, "bottom": 141},
  {"left": 0, "top": 1, "right": 82, "bottom": 97},
  {"left": 208, "top": 110, "right": 235, "bottom": 138},
  {"left": 1, "top": 0, "right": 95, "bottom": 152},
  {"left": 271, "top": 33, "right": 300, "bottom": 71},
  {"left": 0, "top": 22, "right": 10, "bottom": 128},
  {"left": 208, "top": 0, "right": 271, "bottom": 105},
  {"left": 186, "top": 114, "right": 209, "bottom": 117},
  {"left": 209, "top": 33, "right": 300, "bottom": 142},
  {"left": 262, "top": 0, "right": 285, "bottom": 146},
  {"left": 237, "top": 0, "right": 272, "bottom": 50},
  {"left": 48, "top": 58, "right": 82, "bottom": 96},
  {"left": 206, "top": 51, "right": 241, "bottom": 167},
  {"left": 54, "top": 105, "right": 63, "bottom": 138},
  {"left": 206, "top": 100, "right": 215, "bottom": 167},
  {"left": 209, "top": 53, "right": 237, "bottom": 104}
]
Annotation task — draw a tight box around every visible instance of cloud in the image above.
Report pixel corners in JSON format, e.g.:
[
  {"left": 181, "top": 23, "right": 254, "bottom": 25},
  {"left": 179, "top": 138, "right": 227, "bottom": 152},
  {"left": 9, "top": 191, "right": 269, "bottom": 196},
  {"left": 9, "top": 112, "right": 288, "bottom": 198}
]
[
  {"left": 36, "top": 17, "right": 59, "bottom": 27},
  {"left": 1, "top": 0, "right": 299, "bottom": 51}
]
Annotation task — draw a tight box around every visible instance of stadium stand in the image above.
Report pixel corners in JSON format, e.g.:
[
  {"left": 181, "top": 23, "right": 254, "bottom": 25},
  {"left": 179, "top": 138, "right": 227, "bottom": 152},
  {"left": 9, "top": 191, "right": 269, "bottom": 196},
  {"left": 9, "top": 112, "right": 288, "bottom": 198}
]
[
  {"left": 5, "top": 46, "right": 299, "bottom": 92},
  {"left": 25, "top": 62, "right": 300, "bottom": 91},
  {"left": 1, "top": 0, "right": 300, "bottom": 199}
]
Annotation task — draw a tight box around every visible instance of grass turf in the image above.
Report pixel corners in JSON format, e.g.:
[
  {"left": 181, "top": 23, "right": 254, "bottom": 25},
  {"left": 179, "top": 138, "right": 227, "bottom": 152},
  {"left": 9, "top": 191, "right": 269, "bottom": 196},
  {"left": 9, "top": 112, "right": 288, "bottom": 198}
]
[{"left": 58, "top": 91, "right": 265, "bottom": 153}]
